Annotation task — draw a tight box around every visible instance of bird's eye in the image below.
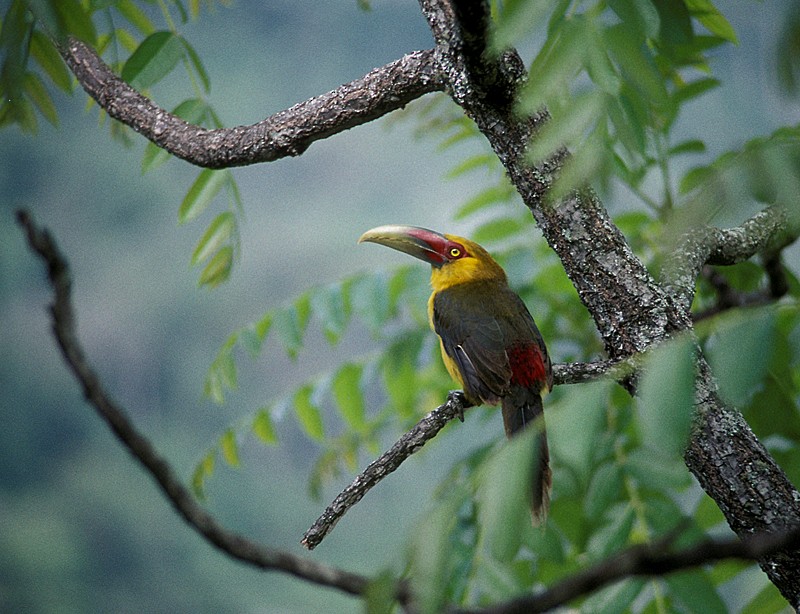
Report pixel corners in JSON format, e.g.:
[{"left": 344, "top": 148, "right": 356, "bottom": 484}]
[{"left": 449, "top": 247, "right": 461, "bottom": 258}]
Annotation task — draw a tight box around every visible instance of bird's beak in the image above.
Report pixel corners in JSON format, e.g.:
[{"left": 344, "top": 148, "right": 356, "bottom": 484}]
[{"left": 358, "top": 225, "right": 448, "bottom": 266}]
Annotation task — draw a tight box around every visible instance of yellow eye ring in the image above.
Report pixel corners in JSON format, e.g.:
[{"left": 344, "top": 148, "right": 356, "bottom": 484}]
[{"left": 449, "top": 247, "right": 461, "bottom": 258}]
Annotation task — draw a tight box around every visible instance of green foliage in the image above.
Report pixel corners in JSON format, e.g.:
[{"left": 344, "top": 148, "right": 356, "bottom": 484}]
[
  {"left": 1, "top": 0, "right": 242, "bottom": 287},
  {"left": 637, "top": 334, "right": 695, "bottom": 458},
  {"left": 10, "top": 0, "right": 800, "bottom": 610}
]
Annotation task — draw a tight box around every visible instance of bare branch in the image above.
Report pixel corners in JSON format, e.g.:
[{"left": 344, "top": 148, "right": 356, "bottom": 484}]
[
  {"left": 457, "top": 524, "right": 800, "bottom": 614},
  {"left": 15, "top": 210, "right": 408, "bottom": 603},
  {"left": 302, "top": 359, "right": 619, "bottom": 550},
  {"left": 60, "top": 38, "right": 444, "bottom": 168},
  {"left": 302, "top": 390, "right": 472, "bottom": 550}
]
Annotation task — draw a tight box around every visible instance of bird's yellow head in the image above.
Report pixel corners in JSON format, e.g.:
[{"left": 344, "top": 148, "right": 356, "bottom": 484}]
[{"left": 358, "top": 225, "right": 507, "bottom": 292}]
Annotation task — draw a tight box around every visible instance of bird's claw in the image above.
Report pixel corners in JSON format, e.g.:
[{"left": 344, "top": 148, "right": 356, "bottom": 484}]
[{"left": 448, "top": 390, "right": 466, "bottom": 422}]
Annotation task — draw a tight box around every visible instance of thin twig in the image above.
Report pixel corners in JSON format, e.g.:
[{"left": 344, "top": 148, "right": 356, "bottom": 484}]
[{"left": 15, "top": 210, "right": 408, "bottom": 603}]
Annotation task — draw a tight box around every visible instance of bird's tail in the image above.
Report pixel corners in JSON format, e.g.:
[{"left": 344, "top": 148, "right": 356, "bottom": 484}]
[{"left": 501, "top": 393, "right": 551, "bottom": 525}]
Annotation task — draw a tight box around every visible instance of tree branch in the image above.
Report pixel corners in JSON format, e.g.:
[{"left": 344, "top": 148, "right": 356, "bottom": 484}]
[
  {"left": 661, "top": 206, "right": 795, "bottom": 313},
  {"left": 692, "top": 256, "right": 789, "bottom": 322},
  {"left": 301, "top": 359, "right": 620, "bottom": 550},
  {"left": 59, "top": 38, "right": 445, "bottom": 168},
  {"left": 15, "top": 210, "right": 408, "bottom": 604},
  {"left": 418, "top": 0, "right": 800, "bottom": 603},
  {"left": 457, "top": 524, "right": 800, "bottom": 614}
]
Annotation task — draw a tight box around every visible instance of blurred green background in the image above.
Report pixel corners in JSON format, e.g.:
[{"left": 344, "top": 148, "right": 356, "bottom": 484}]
[{"left": 1, "top": 1, "right": 797, "bottom": 612}]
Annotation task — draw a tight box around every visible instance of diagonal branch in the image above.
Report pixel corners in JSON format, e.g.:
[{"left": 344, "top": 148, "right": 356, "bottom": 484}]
[
  {"left": 302, "top": 359, "right": 620, "bottom": 550},
  {"left": 60, "top": 38, "right": 444, "bottom": 168},
  {"left": 15, "top": 210, "right": 409, "bottom": 604}
]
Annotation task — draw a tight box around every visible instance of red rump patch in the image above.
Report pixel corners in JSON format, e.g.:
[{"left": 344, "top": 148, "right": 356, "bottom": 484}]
[{"left": 508, "top": 343, "right": 548, "bottom": 389}]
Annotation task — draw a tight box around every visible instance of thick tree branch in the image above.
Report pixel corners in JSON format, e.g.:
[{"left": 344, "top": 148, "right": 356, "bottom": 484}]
[
  {"left": 418, "top": 0, "right": 800, "bottom": 604},
  {"left": 60, "top": 38, "right": 445, "bottom": 168},
  {"left": 15, "top": 210, "right": 408, "bottom": 604},
  {"left": 661, "top": 206, "right": 796, "bottom": 313},
  {"left": 458, "top": 524, "right": 800, "bottom": 614},
  {"left": 302, "top": 360, "right": 619, "bottom": 550}
]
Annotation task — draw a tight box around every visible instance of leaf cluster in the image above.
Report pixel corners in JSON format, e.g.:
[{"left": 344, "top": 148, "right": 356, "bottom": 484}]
[
  {"left": 1, "top": 0, "right": 239, "bottom": 286},
  {"left": 8, "top": 0, "right": 800, "bottom": 610}
]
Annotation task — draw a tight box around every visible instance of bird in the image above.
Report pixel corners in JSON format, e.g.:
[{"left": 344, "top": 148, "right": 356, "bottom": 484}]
[{"left": 359, "top": 224, "right": 553, "bottom": 523}]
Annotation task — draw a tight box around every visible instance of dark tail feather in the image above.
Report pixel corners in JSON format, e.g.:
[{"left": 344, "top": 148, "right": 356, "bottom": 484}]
[{"left": 501, "top": 394, "right": 551, "bottom": 525}]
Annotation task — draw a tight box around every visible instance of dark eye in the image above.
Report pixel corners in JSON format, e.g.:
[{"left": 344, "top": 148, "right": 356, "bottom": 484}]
[{"left": 449, "top": 247, "right": 461, "bottom": 258}]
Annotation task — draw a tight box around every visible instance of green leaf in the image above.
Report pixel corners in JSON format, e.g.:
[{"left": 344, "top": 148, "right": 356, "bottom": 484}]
[
  {"left": 520, "top": 18, "right": 588, "bottom": 115},
  {"left": 693, "top": 493, "right": 725, "bottom": 531},
  {"left": 672, "top": 77, "right": 720, "bottom": 106},
  {"left": 584, "top": 461, "right": 624, "bottom": 519},
  {"left": 30, "top": 30, "right": 72, "bottom": 92},
  {"left": 669, "top": 138, "right": 706, "bottom": 156},
  {"left": 445, "top": 153, "right": 496, "bottom": 179},
  {"left": 410, "top": 492, "right": 462, "bottom": 614},
  {"left": 625, "top": 447, "right": 691, "bottom": 491},
  {"left": 252, "top": 409, "right": 278, "bottom": 445},
  {"left": 478, "top": 427, "right": 542, "bottom": 562},
  {"left": 310, "top": 283, "right": 350, "bottom": 344},
  {"left": 238, "top": 311, "right": 273, "bottom": 358},
  {"left": 191, "top": 211, "right": 235, "bottom": 266},
  {"left": 707, "top": 308, "right": 776, "bottom": 407},
  {"left": 25, "top": 0, "right": 97, "bottom": 44},
  {"left": 121, "top": 31, "right": 185, "bottom": 90},
  {"left": 742, "top": 580, "right": 795, "bottom": 614},
  {"left": 548, "top": 380, "right": 612, "bottom": 486},
  {"left": 666, "top": 570, "right": 727, "bottom": 614},
  {"left": 363, "top": 569, "right": 397, "bottom": 614},
  {"left": 582, "top": 577, "right": 645, "bottom": 614},
  {"left": 273, "top": 295, "right": 311, "bottom": 359},
  {"left": 472, "top": 216, "right": 526, "bottom": 245},
  {"left": 294, "top": 385, "right": 325, "bottom": 441},
  {"left": 606, "top": 24, "right": 669, "bottom": 106},
  {"left": 490, "top": 0, "right": 552, "bottom": 53},
  {"left": 220, "top": 429, "right": 240, "bottom": 467},
  {"left": 586, "top": 503, "right": 636, "bottom": 559},
  {"left": 191, "top": 450, "right": 215, "bottom": 498},
  {"left": 651, "top": 0, "right": 693, "bottom": 46},
  {"left": 528, "top": 90, "right": 607, "bottom": 164},
  {"left": 115, "top": 0, "right": 156, "bottom": 36},
  {"left": 455, "top": 183, "right": 515, "bottom": 220},
  {"left": 382, "top": 333, "right": 423, "bottom": 418},
  {"left": 198, "top": 245, "right": 233, "bottom": 287},
  {"left": 203, "top": 368, "right": 224, "bottom": 404},
  {"left": 178, "top": 168, "right": 228, "bottom": 223},
  {"left": 637, "top": 335, "right": 695, "bottom": 457},
  {"left": 332, "top": 363, "right": 366, "bottom": 432},
  {"left": 23, "top": 71, "right": 58, "bottom": 126},
  {"left": 685, "top": 0, "right": 737, "bottom": 44},
  {"left": 181, "top": 38, "right": 211, "bottom": 93},
  {"left": 609, "top": 0, "right": 661, "bottom": 39},
  {"left": 349, "top": 272, "right": 390, "bottom": 335}
]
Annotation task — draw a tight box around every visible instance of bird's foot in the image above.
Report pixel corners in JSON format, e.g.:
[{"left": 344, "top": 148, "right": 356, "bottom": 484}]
[{"left": 447, "top": 390, "right": 468, "bottom": 422}]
